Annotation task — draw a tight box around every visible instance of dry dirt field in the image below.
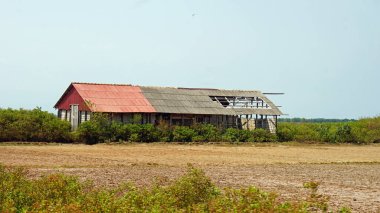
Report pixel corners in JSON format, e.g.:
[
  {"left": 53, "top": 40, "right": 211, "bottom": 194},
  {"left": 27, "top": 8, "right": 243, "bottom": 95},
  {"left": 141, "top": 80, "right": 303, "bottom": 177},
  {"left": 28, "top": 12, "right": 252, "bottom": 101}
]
[{"left": 1, "top": 143, "right": 379, "bottom": 212}]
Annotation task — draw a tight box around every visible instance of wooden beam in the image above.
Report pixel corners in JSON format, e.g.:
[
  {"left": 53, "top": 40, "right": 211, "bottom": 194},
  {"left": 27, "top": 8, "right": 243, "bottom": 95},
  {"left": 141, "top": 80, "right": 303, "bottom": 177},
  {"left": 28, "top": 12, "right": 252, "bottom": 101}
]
[{"left": 263, "top": 92, "right": 285, "bottom": 95}]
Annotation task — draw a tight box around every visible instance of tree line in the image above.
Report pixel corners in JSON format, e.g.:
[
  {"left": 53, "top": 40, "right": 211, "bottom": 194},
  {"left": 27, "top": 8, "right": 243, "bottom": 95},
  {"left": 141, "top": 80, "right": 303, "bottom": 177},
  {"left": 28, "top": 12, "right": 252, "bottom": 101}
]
[{"left": 278, "top": 118, "right": 356, "bottom": 123}]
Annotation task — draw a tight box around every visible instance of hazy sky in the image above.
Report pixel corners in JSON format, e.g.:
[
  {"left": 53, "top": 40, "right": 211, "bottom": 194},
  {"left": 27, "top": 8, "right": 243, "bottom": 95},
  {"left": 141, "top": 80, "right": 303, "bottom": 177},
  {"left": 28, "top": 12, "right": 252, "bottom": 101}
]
[{"left": 0, "top": 0, "right": 379, "bottom": 119}]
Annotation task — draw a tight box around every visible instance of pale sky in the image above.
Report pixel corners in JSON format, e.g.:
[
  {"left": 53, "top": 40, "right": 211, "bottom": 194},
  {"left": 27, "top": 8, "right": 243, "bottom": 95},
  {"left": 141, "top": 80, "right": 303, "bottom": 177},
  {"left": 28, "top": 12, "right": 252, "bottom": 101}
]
[{"left": 0, "top": 0, "right": 379, "bottom": 119}]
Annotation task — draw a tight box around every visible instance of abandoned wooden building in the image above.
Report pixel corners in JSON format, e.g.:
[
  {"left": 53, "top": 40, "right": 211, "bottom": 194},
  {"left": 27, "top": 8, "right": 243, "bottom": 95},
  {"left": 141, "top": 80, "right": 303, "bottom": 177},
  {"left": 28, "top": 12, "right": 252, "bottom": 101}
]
[{"left": 54, "top": 83, "right": 283, "bottom": 132}]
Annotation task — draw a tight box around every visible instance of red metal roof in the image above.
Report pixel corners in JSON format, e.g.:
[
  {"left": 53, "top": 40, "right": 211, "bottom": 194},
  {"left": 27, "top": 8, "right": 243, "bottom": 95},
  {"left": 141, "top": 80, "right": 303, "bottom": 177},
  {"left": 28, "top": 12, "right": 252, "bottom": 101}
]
[{"left": 55, "top": 83, "right": 156, "bottom": 113}]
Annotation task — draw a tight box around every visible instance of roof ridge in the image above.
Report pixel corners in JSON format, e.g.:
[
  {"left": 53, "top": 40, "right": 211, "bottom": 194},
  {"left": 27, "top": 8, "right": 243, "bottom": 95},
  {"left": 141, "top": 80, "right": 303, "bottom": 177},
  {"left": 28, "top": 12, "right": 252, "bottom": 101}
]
[
  {"left": 141, "top": 86, "right": 261, "bottom": 92},
  {"left": 71, "top": 82, "right": 261, "bottom": 92},
  {"left": 72, "top": 82, "right": 134, "bottom": 86}
]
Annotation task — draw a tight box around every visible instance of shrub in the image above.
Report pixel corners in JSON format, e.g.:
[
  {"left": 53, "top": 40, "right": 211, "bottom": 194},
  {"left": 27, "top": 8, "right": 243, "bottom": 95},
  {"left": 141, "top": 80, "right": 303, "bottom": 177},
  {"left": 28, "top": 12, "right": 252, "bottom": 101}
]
[
  {"left": 238, "top": 129, "right": 252, "bottom": 142},
  {"left": 0, "top": 165, "right": 33, "bottom": 212},
  {"left": 315, "top": 123, "right": 336, "bottom": 143},
  {"left": 277, "top": 122, "right": 345, "bottom": 143},
  {"left": 155, "top": 121, "right": 173, "bottom": 142},
  {"left": 222, "top": 128, "right": 241, "bottom": 142},
  {"left": 76, "top": 121, "right": 103, "bottom": 145},
  {"left": 335, "top": 124, "right": 355, "bottom": 143},
  {"left": 172, "top": 126, "right": 196, "bottom": 142},
  {"left": 121, "top": 124, "right": 160, "bottom": 142},
  {"left": 292, "top": 124, "right": 319, "bottom": 142},
  {"left": 350, "top": 117, "right": 380, "bottom": 143},
  {"left": 191, "top": 124, "right": 220, "bottom": 142},
  {"left": 276, "top": 123, "right": 295, "bottom": 142},
  {"left": 77, "top": 113, "right": 112, "bottom": 144},
  {"left": 277, "top": 117, "right": 380, "bottom": 144},
  {"left": 140, "top": 124, "right": 160, "bottom": 142},
  {"left": 250, "top": 128, "right": 277, "bottom": 142},
  {"left": 222, "top": 128, "right": 259, "bottom": 142},
  {"left": 109, "top": 121, "right": 127, "bottom": 142},
  {"left": 0, "top": 108, "right": 71, "bottom": 142},
  {"left": 210, "top": 186, "right": 280, "bottom": 212},
  {"left": 123, "top": 124, "right": 141, "bottom": 141},
  {"left": 167, "top": 165, "right": 219, "bottom": 208}
]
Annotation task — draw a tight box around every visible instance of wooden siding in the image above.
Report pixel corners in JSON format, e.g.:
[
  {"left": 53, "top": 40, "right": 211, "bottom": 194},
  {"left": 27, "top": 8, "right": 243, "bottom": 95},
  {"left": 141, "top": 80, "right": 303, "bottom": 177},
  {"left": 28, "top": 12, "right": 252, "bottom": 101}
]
[{"left": 55, "top": 86, "right": 90, "bottom": 111}]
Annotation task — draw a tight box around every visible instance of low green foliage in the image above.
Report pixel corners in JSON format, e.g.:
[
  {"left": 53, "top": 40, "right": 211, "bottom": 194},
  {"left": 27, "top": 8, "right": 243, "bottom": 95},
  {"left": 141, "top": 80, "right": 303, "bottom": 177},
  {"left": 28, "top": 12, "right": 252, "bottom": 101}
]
[
  {"left": 172, "top": 126, "right": 197, "bottom": 142},
  {"left": 77, "top": 115, "right": 380, "bottom": 144},
  {"left": 3, "top": 108, "right": 378, "bottom": 144},
  {"left": 277, "top": 116, "right": 380, "bottom": 144},
  {"left": 0, "top": 164, "right": 345, "bottom": 212},
  {"left": 77, "top": 113, "right": 161, "bottom": 144},
  {"left": 250, "top": 128, "right": 277, "bottom": 142},
  {"left": 77, "top": 114, "right": 275, "bottom": 144},
  {"left": 351, "top": 116, "right": 380, "bottom": 144},
  {"left": 0, "top": 108, "right": 71, "bottom": 142},
  {"left": 222, "top": 128, "right": 241, "bottom": 142},
  {"left": 191, "top": 124, "right": 220, "bottom": 142},
  {"left": 76, "top": 113, "right": 109, "bottom": 144}
]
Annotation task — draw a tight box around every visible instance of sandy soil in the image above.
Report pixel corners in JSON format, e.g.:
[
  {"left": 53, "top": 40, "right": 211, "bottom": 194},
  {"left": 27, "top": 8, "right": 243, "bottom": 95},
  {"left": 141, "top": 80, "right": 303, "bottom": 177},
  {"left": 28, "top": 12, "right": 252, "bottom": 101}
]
[{"left": 0, "top": 143, "right": 379, "bottom": 212}]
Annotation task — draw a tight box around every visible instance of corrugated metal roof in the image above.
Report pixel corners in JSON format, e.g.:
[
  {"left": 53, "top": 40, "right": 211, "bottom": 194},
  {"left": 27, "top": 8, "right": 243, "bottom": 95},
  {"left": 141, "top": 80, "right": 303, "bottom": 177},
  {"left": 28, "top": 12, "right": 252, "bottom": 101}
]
[
  {"left": 56, "top": 83, "right": 282, "bottom": 115},
  {"left": 140, "top": 86, "right": 282, "bottom": 115},
  {"left": 72, "top": 83, "right": 156, "bottom": 113}
]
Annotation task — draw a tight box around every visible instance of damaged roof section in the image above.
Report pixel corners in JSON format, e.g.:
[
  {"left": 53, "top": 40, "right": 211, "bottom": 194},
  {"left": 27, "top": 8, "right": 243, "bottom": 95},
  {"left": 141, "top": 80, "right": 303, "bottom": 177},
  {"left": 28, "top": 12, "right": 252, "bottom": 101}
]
[{"left": 140, "top": 86, "right": 282, "bottom": 115}]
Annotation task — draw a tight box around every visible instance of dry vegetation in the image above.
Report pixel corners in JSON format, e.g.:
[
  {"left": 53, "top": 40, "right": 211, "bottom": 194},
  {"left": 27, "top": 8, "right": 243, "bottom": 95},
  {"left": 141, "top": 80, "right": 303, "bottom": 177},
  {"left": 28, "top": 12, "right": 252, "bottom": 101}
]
[{"left": 1, "top": 143, "right": 380, "bottom": 212}]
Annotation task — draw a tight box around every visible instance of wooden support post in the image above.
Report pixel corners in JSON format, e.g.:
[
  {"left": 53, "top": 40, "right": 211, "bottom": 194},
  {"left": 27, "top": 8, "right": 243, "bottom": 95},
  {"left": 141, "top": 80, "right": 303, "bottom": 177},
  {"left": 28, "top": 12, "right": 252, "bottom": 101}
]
[
  {"left": 181, "top": 114, "right": 184, "bottom": 126},
  {"left": 239, "top": 115, "right": 242, "bottom": 129},
  {"left": 275, "top": 115, "right": 278, "bottom": 133},
  {"left": 246, "top": 114, "right": 249, "bottom": 130}
]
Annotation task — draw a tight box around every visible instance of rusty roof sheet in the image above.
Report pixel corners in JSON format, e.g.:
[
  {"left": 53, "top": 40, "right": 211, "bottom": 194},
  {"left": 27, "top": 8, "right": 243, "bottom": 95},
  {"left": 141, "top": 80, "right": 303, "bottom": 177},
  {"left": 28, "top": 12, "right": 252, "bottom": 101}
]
[{"left": 72, "top": 83, "right": 156, "bottom": 113}]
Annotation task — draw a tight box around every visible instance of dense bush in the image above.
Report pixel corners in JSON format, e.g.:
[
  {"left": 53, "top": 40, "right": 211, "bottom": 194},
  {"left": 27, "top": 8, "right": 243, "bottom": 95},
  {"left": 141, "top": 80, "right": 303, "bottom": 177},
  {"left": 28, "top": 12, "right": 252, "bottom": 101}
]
[
  {"left": 351, "top": 117, "right": 380, "bottom": 143},
  {"left": 277, "top": 116, "right": 380, "bottom": 144},
  {"left": 0, "top": 108, "right": 71, "bottom": 142},
  {"left": 221, "top": 128, "right": 276, "bottom": 143},
  {"left": 0, "top": 164, "right": 344, "bottom": 212},
  {"left": 222, "top": 128, "right": 241, "bottom": 142},
  {"left": 76, "top": 113, "right": 109, "bottom": 144},
  {"left": 222, "top": 128, "right": 249, "bottom": 142},
  {"left": 250, "top": 128, "right": 277, "bottom": 142},
  {"left": 191, "top": 124, "right": 220, "bottom": 142},
  {"left": 79, "top": 114, "right": 380, "bottom": 144},
  {"left": 172, "top": 126, "right": 197, "bottom": 142},
  {"left": 76, "top": 114, "right": 276, "bottom": 144},
  {"left": 2, "top": 108, "right": 379, "bottom": 144},
  {"left": 77, "top": 114, "right": 161, "bottom": 144}
]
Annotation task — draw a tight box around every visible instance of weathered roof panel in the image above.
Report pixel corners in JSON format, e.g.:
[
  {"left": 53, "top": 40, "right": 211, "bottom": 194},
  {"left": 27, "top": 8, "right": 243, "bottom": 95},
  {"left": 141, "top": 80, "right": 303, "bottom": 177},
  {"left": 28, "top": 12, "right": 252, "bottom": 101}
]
[{"left": 140, "top": 86, "right": 282, "bottom": 115}]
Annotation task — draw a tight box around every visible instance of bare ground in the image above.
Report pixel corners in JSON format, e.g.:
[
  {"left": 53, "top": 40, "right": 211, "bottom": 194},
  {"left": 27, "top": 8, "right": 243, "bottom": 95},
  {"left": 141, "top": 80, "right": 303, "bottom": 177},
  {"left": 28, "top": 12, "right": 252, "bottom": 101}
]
[{"left": 1, "top": 143, "right": 379, "bottom": 212}]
